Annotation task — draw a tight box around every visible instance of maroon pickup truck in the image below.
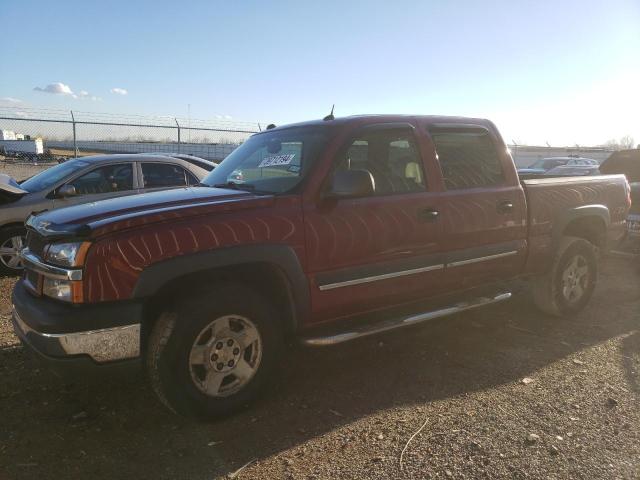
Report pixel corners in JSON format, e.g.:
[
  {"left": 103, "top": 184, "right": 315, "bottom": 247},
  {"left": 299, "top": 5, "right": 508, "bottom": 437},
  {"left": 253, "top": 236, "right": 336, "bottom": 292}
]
[{"left": 12, "top": 115, "right": 631, "bottom": 418}]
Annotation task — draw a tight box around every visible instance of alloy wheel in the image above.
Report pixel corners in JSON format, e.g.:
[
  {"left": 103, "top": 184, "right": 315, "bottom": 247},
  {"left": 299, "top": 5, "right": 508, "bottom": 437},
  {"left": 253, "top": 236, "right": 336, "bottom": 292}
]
[
  {"left": 0, "top": 235, "right": 25, "bottom": 270},
  {"left": 188, "top": 315, "right": 262, "bottom": 398},
  {"left": 561, "top": 254, "right": 589, "bottom": 304}
]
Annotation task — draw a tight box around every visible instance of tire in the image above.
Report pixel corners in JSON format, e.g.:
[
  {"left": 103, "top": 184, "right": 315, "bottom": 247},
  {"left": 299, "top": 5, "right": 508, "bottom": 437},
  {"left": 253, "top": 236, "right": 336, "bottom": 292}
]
[
  {"left": 146, "top": 283, "right": 284, "bottom": 419},
  {"left": 532, "top": 236, "right": 598, "bottom": 316},
  {"left": 0, "top": 226, "right": 27, "bottom": 276}
]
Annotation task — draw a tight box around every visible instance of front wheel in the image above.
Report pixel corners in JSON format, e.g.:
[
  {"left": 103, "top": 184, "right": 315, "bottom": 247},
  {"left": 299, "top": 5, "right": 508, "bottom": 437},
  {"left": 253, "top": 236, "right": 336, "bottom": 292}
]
[
  {"left": 146, "top": 284, "right": 284, "bottom": 419},
  {"left": 532, "top": 236, "right": 598, "bottom": 316},
  {"left": 0, "top": 226, "right": 27, "bottom": 276}
]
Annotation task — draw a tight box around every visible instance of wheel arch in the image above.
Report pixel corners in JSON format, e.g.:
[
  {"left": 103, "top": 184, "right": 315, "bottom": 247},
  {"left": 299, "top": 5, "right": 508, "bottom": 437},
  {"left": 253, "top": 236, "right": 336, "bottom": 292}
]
[
  {"left": 0, "top": 221, "right": 28, "bottom": 231},
  {"left": 133, "top": 244, "right": 309, "bottom": 345},
  {"left": 554, "top": 205, "right": 609, "bottom": 250}
]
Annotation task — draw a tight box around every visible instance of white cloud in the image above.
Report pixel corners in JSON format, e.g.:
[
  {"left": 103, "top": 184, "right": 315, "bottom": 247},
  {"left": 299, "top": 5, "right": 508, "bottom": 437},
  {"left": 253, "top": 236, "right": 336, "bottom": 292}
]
[
  {"left": 0, "top": 97, "right": 22, "bottom": 103},
  {"left": 78, "top": 90, "right": 101, "bottom": 101},
  {"left": 110, "top": 87, "right": 128, "bottom": 95},
  {"left": 32, "top": 83, "right": 101, "bottom": 101},
  {"left": 34, "top": 82, "right": 74, "bottom": 96}
]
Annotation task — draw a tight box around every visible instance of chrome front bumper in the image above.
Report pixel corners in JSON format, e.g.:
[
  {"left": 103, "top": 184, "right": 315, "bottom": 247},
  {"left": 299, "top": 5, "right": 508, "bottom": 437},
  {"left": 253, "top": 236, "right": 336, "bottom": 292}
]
[{"left": 12, "top": 306, "right": 141, "bottom": 363}]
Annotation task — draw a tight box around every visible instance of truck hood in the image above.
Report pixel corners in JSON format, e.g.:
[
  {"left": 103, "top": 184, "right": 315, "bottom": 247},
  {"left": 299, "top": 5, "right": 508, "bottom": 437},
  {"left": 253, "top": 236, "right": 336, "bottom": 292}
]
[{"left": 27, "top": 186, "right": 274, "bottom": 238}]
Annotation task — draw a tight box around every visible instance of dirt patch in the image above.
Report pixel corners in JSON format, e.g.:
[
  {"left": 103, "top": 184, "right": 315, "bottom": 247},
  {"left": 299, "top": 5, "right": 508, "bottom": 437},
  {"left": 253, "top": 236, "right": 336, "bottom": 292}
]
[
  {"left": 0, "top": 258, "right": 638, "bottom": 479},
  {"left": 0, "top": 162, "right": 51, "bottom": 182}
]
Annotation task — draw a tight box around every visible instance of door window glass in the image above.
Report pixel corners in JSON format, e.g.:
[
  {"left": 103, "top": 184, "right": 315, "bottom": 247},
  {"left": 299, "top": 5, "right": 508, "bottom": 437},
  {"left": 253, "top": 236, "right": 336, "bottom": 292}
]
[
  {"left": 430, "top": 129, "right": 505, "bottom": 189},
  {"left": 67, "top": 163, "right": 133, "bottom": 195},
  {"left": 336, "top": 128, "right": 426, "bottom": 195},
  {"left": 141, "top": 163, "right": 188, "bottom": 188}
]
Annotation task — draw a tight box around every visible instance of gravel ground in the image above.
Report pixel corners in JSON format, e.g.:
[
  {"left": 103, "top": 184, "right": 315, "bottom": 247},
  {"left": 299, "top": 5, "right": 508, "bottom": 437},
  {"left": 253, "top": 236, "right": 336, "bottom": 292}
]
[{"left": 0, "top": 256, "right": 638, "bottom": 479}]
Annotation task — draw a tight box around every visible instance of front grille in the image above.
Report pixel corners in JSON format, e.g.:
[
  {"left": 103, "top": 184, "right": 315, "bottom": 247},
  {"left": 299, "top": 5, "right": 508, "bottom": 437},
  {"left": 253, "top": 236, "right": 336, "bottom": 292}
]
[{"left": 25, "top": 230, "right": 47, "bottom": 258}]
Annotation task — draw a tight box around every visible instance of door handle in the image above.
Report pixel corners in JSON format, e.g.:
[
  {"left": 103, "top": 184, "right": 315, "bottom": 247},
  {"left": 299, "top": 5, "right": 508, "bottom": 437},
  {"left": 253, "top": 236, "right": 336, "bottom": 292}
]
[
  {"left": 497, "top": 200, "right": 514, "bottom": 214},
  {"left": 417, "top": 208, "right": 440, "bottom": 222}
]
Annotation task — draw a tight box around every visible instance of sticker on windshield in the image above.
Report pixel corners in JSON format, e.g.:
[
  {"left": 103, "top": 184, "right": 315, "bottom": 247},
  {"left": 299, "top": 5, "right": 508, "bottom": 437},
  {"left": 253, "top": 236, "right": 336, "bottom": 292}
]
[{"left": 258, "top": 154, "right": 295, "bottom": 168}]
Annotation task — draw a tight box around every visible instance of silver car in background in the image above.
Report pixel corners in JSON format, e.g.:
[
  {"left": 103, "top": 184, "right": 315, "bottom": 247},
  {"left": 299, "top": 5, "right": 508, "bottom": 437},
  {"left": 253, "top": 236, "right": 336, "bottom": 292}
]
[{"left": 0, "top": 154, "right": 209, "bottom": 275}]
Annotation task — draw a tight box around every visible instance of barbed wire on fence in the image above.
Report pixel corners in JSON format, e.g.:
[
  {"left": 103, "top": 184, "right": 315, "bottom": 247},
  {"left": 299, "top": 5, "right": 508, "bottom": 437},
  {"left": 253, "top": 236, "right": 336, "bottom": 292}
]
[{"left": 0, "top": 107, "right": 261, "bottom": 161}]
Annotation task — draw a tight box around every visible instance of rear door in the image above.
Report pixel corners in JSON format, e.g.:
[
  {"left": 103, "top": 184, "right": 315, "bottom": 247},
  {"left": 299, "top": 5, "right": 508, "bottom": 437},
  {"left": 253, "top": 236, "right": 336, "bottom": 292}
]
[
  {"left": 425, "top": 124, "right": 527, "bottom": 290},
  {"left": 304, "top": 123, "right": 446, "bottom": 323},
  {"left": 138, "top": 161, "right": 199, "bottom": 193}
]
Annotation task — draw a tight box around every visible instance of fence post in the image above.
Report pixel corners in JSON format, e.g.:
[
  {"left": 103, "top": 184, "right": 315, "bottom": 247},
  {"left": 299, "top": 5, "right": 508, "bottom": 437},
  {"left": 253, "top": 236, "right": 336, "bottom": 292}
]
[
  {"left": 70, "top": 110, "right": 78, "bottom": 158},
  {"left": 175, "top": 118, "right": 181, "bottom": 153}
]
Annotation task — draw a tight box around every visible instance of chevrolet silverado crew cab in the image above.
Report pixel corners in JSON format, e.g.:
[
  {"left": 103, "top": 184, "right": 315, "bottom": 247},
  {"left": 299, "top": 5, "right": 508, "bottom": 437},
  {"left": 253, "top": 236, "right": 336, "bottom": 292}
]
[{"left": 12, "top": 115, "right": 631, "bottom": 418}]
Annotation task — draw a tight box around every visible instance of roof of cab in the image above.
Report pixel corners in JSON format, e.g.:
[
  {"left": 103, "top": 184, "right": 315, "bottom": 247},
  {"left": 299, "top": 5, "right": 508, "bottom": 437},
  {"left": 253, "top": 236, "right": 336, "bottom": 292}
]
[{"left": 260, "top": 114, "right": 495, "bottom": 133}]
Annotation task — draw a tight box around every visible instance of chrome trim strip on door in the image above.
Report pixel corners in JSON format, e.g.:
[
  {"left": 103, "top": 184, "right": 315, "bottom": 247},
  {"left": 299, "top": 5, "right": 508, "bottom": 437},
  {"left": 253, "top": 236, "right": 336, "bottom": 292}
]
[
  {"left": 446, "top": 250, "right": 518, "bottom": 268},
  {"left": 318, "top": 264, "right": 445, "bottom": 291}
]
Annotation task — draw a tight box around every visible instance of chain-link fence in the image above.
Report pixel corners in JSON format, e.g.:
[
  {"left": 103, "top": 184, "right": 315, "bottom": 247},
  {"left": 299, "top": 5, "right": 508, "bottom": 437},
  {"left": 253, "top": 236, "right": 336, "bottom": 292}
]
[{"left": 0, "top": 107, "right": 260, "bottom": 163}]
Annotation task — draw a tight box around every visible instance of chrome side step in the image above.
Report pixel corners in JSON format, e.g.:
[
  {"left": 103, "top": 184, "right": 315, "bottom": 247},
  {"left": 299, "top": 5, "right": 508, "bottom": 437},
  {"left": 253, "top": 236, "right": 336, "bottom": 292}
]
[{"left": 301, "top": 292, "right": 512, "bottom": 347}]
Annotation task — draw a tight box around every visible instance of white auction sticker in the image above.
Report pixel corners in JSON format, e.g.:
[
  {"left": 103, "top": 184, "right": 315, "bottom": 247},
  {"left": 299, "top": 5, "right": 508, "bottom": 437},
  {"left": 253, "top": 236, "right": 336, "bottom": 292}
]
[{"left": 258, "top": 154, "right": 295, "bottom": 168}]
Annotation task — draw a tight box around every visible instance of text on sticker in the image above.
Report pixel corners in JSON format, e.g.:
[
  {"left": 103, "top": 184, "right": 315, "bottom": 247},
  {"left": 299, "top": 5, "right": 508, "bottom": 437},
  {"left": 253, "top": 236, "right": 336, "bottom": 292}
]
[{"left": 258, "top": 154, "right": 295, "bottom": 168}]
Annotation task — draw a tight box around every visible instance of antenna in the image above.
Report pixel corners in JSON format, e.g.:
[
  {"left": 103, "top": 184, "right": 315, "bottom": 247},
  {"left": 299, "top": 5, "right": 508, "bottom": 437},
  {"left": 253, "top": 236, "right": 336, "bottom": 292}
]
[{"left": 323, "top": 104, "right": 335, "bottom": 121}]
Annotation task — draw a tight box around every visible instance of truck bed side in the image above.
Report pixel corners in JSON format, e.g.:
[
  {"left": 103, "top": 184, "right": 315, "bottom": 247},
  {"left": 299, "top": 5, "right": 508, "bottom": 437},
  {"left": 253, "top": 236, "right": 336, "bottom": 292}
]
[{"left": 522, "top": 174, "right": 629, "bottom": 274}]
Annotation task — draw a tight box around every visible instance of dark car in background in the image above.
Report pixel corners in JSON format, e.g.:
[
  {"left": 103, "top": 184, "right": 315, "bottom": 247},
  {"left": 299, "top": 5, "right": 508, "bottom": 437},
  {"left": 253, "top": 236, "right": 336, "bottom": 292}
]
[
  {"left": 518, "top": 157, "right": 598, "bottom": 176},
  {"left": 544, "top": 165, "right": 601, "bottom": 177},
  {"left": 600, "top": 149, "right": 640, "bottom": 250}
]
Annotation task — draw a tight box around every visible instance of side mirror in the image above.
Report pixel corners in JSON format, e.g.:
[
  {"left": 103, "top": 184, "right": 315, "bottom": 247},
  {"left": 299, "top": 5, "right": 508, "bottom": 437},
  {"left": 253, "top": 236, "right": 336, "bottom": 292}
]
[
  {"left": 326, "top": 170, "right": 375, "bottom": 199},
  {"left": 58, "top": 184, "right": 77, "bottom": 198}
]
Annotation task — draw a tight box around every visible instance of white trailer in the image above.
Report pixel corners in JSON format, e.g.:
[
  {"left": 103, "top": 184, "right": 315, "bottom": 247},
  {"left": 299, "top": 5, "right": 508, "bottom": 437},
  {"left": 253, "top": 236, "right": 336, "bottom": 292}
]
[
  {"left": 0, "top": 130, "right": 16, "bottom": 140},
  {"left": 0, "top": 138, "right": 44, "bottom": 156}
]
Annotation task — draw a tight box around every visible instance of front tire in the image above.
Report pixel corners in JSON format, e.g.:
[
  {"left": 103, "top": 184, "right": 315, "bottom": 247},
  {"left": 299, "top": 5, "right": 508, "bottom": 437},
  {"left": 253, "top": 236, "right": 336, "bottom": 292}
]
[
  {"left": 0, "top": 226, "right": 27, "bottom": 276},
  {"left": 146, "top": 284, "right": 284, "bottom": 419},
  {"left": 532, "top": 236, "right": 598, "bottom": 316}
]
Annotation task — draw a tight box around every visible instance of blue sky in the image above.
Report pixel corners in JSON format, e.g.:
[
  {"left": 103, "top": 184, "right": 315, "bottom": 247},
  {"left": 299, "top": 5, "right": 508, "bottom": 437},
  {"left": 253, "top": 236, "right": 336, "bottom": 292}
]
[{"left": 1, "top": 0, "right": 639, "bottom": 145}]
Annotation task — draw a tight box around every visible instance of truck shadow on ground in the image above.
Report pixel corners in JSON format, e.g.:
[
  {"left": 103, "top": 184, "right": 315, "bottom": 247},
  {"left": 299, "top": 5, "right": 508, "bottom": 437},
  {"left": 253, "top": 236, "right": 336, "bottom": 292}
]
[{"left": 0, "top": 257, "right": 638, "bottom": 479}]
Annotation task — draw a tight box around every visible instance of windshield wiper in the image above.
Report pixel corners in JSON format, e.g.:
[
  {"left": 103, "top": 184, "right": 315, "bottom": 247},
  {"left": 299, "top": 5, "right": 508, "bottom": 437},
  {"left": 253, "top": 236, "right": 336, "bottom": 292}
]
[{"left": 212, "top": 182, "right": 256, "bottom": 192}]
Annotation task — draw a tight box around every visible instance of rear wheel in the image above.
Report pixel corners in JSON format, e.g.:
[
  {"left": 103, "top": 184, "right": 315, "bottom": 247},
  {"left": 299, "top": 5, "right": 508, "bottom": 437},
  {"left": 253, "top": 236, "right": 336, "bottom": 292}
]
[
  {"left": 146, "top": 284, "right": 283, "bottom": 419},
  {"left": 0, "top": 226, "right": 26, "bottom": 276},
  {"left": 532, "top": 236, "right": 597, "bottom": 316}
]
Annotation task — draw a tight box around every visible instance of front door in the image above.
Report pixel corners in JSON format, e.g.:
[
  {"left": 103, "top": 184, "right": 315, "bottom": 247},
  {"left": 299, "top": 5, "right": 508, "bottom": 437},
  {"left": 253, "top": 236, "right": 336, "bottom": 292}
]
[
  {"left": 53, "top": 162, "right": 138, "bottom": 208},
  {"left": 304, "top": 123, "right": 445, "bottom": 323}
]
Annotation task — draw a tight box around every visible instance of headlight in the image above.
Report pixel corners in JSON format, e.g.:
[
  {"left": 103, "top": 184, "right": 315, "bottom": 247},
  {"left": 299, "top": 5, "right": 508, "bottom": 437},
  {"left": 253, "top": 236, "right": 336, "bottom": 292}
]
[
  {"left": 44, "top": 242, "right": 90, "bottom": 267},
  {"left": 42, "top": 277, "right": 83, "bottom": 303},
  {"left": 42, "top": 277, "right": 73, "bottom": 301}
]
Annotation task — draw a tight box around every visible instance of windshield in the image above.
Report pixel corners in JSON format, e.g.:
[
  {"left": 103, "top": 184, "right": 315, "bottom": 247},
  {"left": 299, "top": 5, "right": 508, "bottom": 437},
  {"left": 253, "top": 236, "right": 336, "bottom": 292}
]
[
  {"left": 201, "top": 126, "right": 329, "bottom": 194},
  {"left": 20, "top": 159, "right": 91, "bottom": 193}
]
